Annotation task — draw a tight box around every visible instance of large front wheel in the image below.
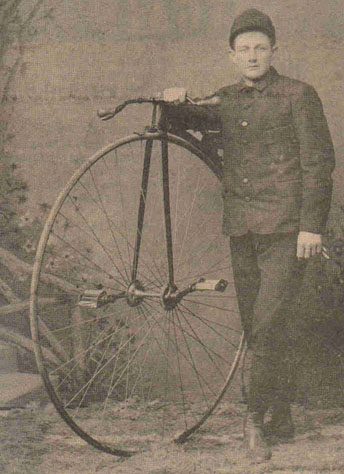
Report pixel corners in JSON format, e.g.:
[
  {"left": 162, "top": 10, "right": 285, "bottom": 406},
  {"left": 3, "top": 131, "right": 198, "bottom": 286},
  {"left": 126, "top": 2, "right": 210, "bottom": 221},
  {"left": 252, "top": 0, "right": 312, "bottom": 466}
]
[{"left": 30, "top": 132, "right": 244, "bottom": 456}]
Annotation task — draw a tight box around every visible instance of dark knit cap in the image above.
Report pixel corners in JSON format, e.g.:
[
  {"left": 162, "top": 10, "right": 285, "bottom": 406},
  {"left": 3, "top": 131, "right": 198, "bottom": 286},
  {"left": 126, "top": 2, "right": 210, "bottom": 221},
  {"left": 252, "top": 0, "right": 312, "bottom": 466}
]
[{"left": 229, "top": 9, "right": 276, "bottom": 48}]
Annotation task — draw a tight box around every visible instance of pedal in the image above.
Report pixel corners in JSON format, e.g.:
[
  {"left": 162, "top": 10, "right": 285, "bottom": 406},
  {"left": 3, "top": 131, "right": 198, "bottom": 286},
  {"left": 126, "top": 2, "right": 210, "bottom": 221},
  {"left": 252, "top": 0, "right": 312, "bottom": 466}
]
[
  {"left": 78, "top": 289, "right": 108, "bottom": 309},
  {"left": 193, "top": 279, "right": 228, "bottom": 292}
]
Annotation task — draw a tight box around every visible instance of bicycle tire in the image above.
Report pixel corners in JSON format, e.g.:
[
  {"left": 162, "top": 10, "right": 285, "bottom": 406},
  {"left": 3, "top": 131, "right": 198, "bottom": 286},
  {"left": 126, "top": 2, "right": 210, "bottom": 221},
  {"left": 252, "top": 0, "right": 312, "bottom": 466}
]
[{"left": 30, "top": 131, "right": 244, "bottom": 456}]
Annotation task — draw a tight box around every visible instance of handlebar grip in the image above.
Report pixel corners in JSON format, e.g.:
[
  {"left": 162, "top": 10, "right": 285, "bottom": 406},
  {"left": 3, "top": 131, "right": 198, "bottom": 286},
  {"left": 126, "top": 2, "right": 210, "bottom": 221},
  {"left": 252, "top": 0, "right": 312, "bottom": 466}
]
[
  {"left": 97, "top": 103, "right": 128, "bottom": 121},
  {"left": 97, "top": 108, "right": 116, "bottom": 121}
]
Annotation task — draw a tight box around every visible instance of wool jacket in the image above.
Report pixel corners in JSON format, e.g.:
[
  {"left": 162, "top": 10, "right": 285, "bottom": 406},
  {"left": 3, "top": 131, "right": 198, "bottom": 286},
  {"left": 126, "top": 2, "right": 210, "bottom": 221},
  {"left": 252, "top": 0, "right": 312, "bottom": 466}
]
[{"left": 164, "top": 67, "right": 335, "bottom": 236}]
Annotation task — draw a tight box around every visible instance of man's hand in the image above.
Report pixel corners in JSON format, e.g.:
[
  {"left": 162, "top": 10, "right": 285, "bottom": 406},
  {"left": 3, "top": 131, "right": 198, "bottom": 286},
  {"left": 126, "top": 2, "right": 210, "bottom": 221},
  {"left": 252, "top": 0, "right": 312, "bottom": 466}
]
[
  {"left": 297, "top": 231, "right": 322, "bottom": 259},
  {"left": 162, "top": 87, "right": 187, "bottom": 104}
]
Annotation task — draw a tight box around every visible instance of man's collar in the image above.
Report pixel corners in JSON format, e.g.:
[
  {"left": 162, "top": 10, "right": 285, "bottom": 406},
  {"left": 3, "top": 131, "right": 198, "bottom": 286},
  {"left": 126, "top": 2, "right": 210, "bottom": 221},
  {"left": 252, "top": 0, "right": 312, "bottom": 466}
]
[{"left": 237, "top": 66, "right": 279, "bottom": 92}]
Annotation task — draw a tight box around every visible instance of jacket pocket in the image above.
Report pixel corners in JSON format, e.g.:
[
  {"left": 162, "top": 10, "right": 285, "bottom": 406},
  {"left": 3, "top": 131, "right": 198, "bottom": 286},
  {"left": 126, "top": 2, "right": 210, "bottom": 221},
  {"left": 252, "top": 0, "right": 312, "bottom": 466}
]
[
  {"left": 221, "top": 182, "right": 235, "bottom": 199},
  {"left": 261, "top": 124, "right": 299, "bottom": 161},
  {"left": 274, "top": 179, "right": 302, "bottom": 196},
  {"left": 262, "top": 124, "right": 296, "bottom": 144}
]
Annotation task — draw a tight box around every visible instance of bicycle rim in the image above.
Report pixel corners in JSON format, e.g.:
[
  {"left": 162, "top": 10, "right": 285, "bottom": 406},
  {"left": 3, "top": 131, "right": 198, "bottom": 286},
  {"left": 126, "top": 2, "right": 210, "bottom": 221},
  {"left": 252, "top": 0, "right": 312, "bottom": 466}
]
[{"left": 30, "top": 132, "right": 244, "bottom": 455}]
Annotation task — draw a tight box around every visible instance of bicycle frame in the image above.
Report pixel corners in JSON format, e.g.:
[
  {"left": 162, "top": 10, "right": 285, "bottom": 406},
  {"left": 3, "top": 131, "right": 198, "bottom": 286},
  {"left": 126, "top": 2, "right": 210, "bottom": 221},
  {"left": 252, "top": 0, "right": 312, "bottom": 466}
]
[{"left": 99, "top": 99, "right": 224, "bottom": 180}]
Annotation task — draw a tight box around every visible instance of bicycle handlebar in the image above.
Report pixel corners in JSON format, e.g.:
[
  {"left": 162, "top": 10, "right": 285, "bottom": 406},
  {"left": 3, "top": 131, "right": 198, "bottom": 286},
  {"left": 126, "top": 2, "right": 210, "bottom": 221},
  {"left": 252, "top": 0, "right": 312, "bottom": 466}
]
[
  {"left": 97, "top": 95, "right": 198, "bottom": 121},
  {"left": 97, "top": 97, "right": 164, "bottom": 121}
]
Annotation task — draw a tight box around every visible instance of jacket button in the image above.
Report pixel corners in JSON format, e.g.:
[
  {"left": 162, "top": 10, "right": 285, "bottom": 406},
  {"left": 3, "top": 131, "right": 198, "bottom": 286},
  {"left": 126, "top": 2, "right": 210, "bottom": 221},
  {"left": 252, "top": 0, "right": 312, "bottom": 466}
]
[
  {"left": 243, "top": 178, "right": 249, "bottom": 184},
  {"left": 241, "top": 120, "right": 249, "bottom": 127},
  {"left": 244, "top": 196, "right": 251, "bottom": 202}
]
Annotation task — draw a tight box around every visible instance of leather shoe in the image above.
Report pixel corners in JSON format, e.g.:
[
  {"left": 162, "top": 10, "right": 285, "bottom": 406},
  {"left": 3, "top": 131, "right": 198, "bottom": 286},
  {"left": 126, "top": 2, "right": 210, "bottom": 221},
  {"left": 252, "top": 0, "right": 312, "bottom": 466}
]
[{"left": 243, "top": 413, "right": 272, "bottom": 463}]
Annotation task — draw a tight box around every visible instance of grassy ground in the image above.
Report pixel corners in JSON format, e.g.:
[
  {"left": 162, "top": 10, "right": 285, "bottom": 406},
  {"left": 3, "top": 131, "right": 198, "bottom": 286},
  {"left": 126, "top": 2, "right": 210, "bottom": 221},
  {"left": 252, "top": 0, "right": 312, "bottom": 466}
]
[
  {"left": 0, "top": 408, "right": 49, "bottom": 474},
  {"left": 2, "top": 401, "right": 344, "bottom": 473}
]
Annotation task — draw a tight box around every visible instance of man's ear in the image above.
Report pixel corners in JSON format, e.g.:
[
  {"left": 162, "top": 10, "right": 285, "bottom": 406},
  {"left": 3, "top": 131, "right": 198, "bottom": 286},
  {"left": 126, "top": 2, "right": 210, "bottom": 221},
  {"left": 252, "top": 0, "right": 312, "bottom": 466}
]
[
  {"left": 228, "top": 47, "right": 237, "bottom": 64},
  {"left": 272, "top": 45, "right": 278, "bottom": 57}
]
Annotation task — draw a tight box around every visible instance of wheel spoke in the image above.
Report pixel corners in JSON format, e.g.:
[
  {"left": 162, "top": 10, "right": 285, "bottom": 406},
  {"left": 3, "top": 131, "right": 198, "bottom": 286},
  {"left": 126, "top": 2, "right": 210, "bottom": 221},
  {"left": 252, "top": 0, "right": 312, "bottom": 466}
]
[
  {"left": 142, "top": 300, "right": 217, "bottom": 400},
  {"left": 179, "top": 302, "right": 240, "bottom": 350},
  {"left": 181, "top": 299, "right": 240, "bottom": 332},
  {"left": 175, "top": 174, "right": 206, "bottom": 270},
  {"left": 173, "top": 307, "right": 215, "bottom": 406},
  {"left": 104, "top": 151, "right": 133, "bottom": 278},
  {"left": 75, "top": 175, "right": 165, "bottom": 290},
  {"left": 67, "top": 193, "right": 129, "bottom": 285},
  {"left": 50, "top": 230, "right": 127, "bottom": 289},
  {"left": 62, "top": 310, "right": 158, "bottom": 408},
  {"left": 183, "top": 298, "right": 240, "bottom": 318},
  {"left": 161, "top": 306, "right": 172, "bottom": 436},
  {"left": 88, "top": 167, "right": 131, "bottom": 283},
  {"left": 171, "top": 308, "right": 189, "bottom": 429},
  {"left": 49, "top": 307, "right": 145, "bottom": 378},
  {"left": 175, "top": 306, "right": 229, "bottom": 375},
  {"left": 126, "top": 307, "right": 159, "bottom": 401}
]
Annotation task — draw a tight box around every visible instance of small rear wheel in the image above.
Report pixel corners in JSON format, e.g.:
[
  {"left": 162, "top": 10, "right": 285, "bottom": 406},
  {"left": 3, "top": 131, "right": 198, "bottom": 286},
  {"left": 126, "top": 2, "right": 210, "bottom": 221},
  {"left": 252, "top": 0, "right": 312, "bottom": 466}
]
[{"left": 30, "top": 132, "right": 244, "bottom": 456}]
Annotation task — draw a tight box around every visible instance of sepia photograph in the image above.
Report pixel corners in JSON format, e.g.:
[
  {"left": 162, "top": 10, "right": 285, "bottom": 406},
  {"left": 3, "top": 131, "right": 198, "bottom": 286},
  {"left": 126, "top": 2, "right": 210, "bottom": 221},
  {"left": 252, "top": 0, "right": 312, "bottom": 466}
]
[{"left": 0, "top": 1, "right": 344, "bottom": 472}]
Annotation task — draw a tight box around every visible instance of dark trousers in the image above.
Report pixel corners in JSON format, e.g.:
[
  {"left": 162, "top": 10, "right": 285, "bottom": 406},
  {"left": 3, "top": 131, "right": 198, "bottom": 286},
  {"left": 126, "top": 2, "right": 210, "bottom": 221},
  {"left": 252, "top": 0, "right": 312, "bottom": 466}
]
[{"left": 230, "top": 232, "right": 306, "bottom": 413}]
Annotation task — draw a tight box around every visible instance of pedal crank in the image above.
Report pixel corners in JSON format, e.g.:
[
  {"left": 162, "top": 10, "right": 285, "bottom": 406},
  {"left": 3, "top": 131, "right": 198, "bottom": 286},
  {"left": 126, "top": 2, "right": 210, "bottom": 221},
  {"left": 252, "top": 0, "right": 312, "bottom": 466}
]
[{"left": 78, "top": 279, "right": 228, "bottom": 310}]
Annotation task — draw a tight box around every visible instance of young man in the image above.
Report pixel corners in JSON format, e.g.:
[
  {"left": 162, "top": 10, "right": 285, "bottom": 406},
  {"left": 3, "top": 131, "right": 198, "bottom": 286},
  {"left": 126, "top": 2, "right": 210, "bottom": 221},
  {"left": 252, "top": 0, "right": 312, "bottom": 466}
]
[{"left": 163, "top": 9, "right": 335, "bottom": 462}]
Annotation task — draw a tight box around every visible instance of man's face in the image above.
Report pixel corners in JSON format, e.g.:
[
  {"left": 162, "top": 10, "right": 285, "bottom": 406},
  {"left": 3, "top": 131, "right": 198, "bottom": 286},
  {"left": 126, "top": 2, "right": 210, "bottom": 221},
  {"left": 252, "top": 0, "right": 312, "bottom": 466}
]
[{"left": 230, "top": 31, "right": 276, "bottom": 81}]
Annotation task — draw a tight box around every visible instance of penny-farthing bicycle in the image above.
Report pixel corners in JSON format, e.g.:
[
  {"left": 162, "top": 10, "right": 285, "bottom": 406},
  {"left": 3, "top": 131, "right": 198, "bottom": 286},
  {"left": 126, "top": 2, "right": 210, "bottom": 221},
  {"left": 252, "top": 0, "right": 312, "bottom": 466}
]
[{"left": 29, "top": 97, "right": 246, "bottom": 457}]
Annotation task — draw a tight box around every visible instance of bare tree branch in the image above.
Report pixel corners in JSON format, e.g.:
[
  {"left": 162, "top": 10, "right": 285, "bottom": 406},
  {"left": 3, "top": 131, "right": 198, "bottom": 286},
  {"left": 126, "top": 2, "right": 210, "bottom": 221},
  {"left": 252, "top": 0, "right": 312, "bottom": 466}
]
[
  {"left": 0, "top": 0, "right": 23, "bottom": 28},
  {"left": 23, "top": 0, "right": 45, "bottom": 26},
  {"left": 1, "top": 56, "right": 20, "bottom": 104},
  {"left": 0, "top": 297, "right": 56, "bottom": 316},
  {"left": 38, "top": 317, "right": 71, "bottom": 363},
  {"left": 0, "top": 295, "right": 71, "bottom": 363},
  {"left": 1, "top": 0, "right": 45, "bottom": 102},
  {"left": 0, "top": 323, "right": 61, "bottom": 366},
  {"left": 0, "top": 246, "right": 79, "bottom": 294},
  {"left": 0, "top": 276, "right": 20, "bottom": 302}
]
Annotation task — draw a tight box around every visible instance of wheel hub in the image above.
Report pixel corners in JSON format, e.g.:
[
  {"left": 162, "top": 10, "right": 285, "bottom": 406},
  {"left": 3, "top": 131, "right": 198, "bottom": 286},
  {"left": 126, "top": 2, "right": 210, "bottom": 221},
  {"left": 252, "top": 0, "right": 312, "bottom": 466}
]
[
  {"left": 160, "top": 284, "right": 178, "bottom": 311},
  {"left": 126, "top": 281, "right": 179, "bottom": 311},
  {"left": 127, "top": 280, "right": 145, "bottom": 307}
]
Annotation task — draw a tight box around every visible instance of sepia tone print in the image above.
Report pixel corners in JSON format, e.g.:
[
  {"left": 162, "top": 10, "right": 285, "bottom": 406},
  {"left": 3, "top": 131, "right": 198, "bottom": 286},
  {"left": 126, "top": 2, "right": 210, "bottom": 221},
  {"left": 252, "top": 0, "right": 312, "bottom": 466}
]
[{"left": 0, "top": 1, "right": 344, "bottom": 472}]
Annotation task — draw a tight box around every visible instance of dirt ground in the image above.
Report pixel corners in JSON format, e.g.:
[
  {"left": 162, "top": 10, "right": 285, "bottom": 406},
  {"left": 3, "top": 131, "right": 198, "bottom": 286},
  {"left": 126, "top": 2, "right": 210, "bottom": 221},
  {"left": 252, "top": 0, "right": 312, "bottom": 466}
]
[{"left": 2, "top": 399, "right": 344, "bottom": 474}]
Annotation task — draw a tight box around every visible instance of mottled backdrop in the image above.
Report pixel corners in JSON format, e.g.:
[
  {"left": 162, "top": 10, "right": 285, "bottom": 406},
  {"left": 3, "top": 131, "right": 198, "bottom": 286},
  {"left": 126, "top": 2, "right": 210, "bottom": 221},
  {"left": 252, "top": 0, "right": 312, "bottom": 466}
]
[
  {"left": 2, "top": 0, "right": 343, "bottom": 209},
  {"left": 1, "top": 0, "right": 344, "bottom": 402}
]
